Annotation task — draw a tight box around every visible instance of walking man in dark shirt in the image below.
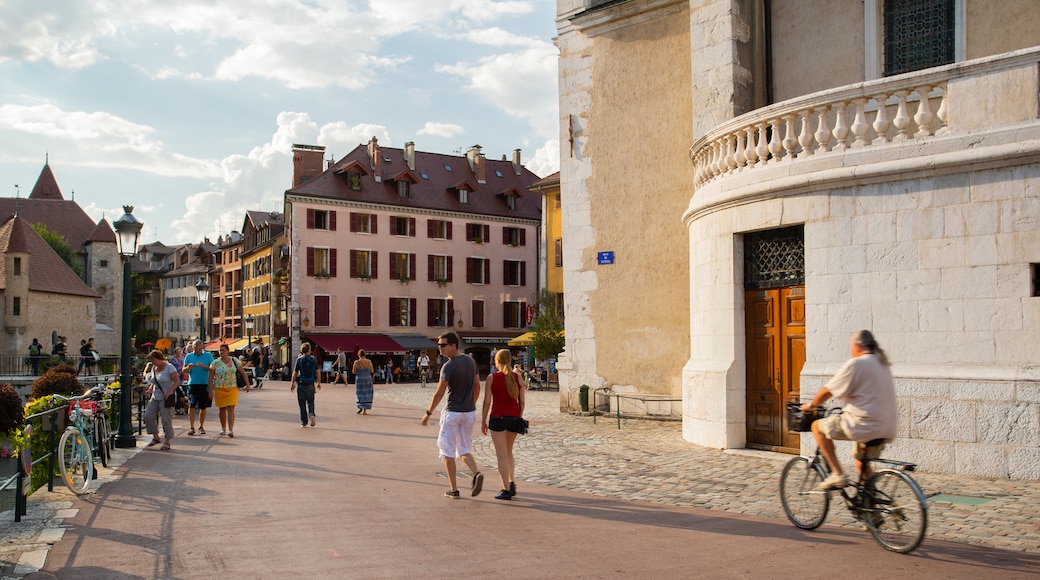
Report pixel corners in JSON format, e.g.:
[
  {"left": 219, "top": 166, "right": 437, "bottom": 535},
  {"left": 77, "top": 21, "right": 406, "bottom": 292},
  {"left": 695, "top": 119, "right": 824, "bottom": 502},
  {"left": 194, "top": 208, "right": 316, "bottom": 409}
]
[{"left": 420, "top": 332, "right": 483, "bottom": 498}]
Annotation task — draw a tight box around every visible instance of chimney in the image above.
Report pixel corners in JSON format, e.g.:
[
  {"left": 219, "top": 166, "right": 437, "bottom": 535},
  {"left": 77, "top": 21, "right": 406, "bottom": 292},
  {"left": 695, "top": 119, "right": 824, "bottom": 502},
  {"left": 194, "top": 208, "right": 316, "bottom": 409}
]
[
  {"left": 404, "top": 141, "right": 415, "bottom": 171},
  {"left": 291, "top": 144, "right": 326, "bottom": 188},
  {"left": 474, "top": 153, "right": 486, "bottom": 184},
  {"left": 465, "top": 145, "right": 482, "bottom": 171},
  {"left": 367, "top": 136, "right": 383, "bottom": 183},
  {"left": 512, "top": 148, "right": 522, "bottom": 175}
]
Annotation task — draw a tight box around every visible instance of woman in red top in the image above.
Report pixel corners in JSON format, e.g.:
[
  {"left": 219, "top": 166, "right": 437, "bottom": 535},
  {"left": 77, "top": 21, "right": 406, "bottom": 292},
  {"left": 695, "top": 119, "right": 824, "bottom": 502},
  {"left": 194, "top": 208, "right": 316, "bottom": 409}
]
[{"left": 481, "top": 349, "right": 526, "bottom": 500}]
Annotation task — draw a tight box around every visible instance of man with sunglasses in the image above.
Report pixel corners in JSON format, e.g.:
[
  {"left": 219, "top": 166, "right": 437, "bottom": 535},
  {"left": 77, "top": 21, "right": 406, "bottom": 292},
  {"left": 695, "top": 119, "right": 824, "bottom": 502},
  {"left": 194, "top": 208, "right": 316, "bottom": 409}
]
[{"left": 420, "top": 332, "right": 484, "bottom": 498}]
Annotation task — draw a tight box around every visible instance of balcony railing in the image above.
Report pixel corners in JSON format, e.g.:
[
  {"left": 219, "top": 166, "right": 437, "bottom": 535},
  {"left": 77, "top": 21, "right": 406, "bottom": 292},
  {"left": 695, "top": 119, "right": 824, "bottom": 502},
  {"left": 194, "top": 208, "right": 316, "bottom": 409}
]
[{"left": 690, "top": 48, "right": 1040, "bottom": 188}]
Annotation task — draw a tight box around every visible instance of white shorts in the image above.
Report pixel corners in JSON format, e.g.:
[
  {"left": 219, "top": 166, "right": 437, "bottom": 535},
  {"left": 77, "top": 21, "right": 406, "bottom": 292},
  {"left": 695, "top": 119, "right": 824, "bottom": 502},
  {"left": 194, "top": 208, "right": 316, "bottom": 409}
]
[{"left": 436, "top": 410, "right": 476, "bottom": 459}]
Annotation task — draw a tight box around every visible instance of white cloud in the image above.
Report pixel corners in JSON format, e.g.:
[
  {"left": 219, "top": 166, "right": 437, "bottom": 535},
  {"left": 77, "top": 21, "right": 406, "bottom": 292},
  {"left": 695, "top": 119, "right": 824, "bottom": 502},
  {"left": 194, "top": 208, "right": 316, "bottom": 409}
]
[
  {"left": 524, "top": 138, "right": 560, "bottom": 178},
  {"left": 417, "top": 122, "right": 465, "bottom": 139}
]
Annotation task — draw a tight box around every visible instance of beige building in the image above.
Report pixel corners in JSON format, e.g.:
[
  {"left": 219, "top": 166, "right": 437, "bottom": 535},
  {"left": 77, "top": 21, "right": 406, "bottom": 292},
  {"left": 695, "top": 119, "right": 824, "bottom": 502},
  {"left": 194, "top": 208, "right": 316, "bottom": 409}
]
[{"left": 556, "top": 0, "right": 1040, "bottom": 479}]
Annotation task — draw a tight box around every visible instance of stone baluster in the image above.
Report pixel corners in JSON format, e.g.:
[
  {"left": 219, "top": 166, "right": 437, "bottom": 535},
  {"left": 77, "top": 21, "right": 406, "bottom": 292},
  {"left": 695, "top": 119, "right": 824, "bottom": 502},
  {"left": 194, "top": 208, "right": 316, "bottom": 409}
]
[
  {"left": 782, "top": 114, "right": 798, "bottom": 160},
  {"left": 733, "top": 129, "right": 746, "bottom": 171},
  {"left": 850, "top": 98, "right": 870, "bottom": 147},
  {"left": 797, "top": 110, "right": 814, "bottom": 156},
  {"left": 768, "top": 118, "right": 784, "bottom": 161},
  {"left": 743, "top": 126, "right": 759, "bottom": 168},
  {"left": 708, "top": 139, "right": 722, "bottom": 178},
  {"left": 814, "top": 106, "right": 832, "bottom": 152},
  {"left": 935, "top": 87, "right": 949, "bottom": 134},
  {"left": 725, "top": 134, "right": 738, "bottom": 173},
  {"left": 914, "top": 85, "right": 936, "bottom": 137},
  {"left": 755, "top": 122, "right": 770, "bottom": 163},
  {"left": 832, "top": 101, "right": 850, "bottom": 150},
  {"left": 892, "top": 90, "right": 912, "bottom": 140},
  {"left": 872, "top": 93, "right": 891, "bottom": 143}
]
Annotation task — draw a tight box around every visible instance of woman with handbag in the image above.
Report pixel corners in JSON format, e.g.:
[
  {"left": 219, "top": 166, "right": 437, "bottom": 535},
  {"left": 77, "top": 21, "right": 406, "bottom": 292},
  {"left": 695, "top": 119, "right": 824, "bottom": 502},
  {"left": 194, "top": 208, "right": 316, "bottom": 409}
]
[
  {"left": 210, "top": 344, "right": 252, "bottom": 437},
  {"left": 143, "top": 350, "right": 180, "bottom": 451},
  {"left": 480, "top": 349, "right": 527, "bottom": 500}
]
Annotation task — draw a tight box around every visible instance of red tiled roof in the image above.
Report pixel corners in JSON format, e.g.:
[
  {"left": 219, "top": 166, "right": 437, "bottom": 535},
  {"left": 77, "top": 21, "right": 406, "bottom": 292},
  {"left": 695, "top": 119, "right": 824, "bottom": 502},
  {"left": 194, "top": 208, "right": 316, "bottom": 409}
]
[
  {"left": 0, "top": 215, "right": 100, "bottom": 297},
  {"left": 28, "top": 163, "right": 63, "bottom": 200},
  {"left": 88, "top": 218, "right": 117, "bottom": 243},
  {"left": 286, "top": 144, "right": 542, "bottom": 221},
  {"left": 0, "top": 199, "right": 100, "bottom": 252}
]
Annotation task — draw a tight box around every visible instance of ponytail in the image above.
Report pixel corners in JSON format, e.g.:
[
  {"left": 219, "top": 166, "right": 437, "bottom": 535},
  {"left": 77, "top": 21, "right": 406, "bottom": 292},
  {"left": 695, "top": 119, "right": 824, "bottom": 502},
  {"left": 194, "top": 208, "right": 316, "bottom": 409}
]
[
  {"left": 495, "top": 349, "right": 519, "bottom": 399},
  {"left": 853, "top": 330, "right": 889, "bottom": 367}
]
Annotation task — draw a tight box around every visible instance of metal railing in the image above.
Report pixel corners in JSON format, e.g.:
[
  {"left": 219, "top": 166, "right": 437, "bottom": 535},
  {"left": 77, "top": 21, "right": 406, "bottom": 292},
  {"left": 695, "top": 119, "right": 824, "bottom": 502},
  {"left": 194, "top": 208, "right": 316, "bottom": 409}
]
[{"left": 0, "top": 354, "right": 122, "bottom": 378}]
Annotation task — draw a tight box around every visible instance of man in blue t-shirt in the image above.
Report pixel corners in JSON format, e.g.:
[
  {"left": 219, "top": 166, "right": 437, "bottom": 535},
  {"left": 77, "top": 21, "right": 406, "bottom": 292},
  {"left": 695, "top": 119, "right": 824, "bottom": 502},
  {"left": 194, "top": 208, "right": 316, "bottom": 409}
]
[
  {"left": 420, "top": 332, "right": 483, "bottom": 498},
  {"left": 184, "top": 340, "right": 215, "bottom": 435}
]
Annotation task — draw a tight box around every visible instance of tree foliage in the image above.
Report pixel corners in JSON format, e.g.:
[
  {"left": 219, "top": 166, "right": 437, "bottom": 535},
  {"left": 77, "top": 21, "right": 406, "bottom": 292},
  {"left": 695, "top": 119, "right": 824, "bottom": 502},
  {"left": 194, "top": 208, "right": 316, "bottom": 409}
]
[
  {"left": 30, "top": 364, "right": 83, "bottom": 400},
  {"left": 530, "top": 290, "right": 565, "bottom": 361},
  {"left": 31, "top": 223, "right": 83, "bottom": 278}
]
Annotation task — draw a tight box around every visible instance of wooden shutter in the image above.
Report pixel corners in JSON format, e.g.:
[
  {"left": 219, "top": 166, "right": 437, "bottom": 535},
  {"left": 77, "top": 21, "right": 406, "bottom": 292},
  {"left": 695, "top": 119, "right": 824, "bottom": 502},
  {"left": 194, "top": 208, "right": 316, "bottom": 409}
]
[
  {"left": 502, "top": 227, "right": 509, "bottom": 244},
  {"left": 315, "top": 295, "right": 330, "bottom": 327},
  {"left": 409, "top": 253, "right": 416, "bottom": 280},
  {"left": 448, "top": 299, "right": 455, "bottom": 327},
  {"left": 306, "top": 209, "right": 315, "bottom": 229},
  {"left": 372, "top": 215, "right": 378, "bottom": 235},
  {"left": 427, "top": 220, "right": 435, "bottom": 238},
  {"left": 350, "top": 212, "right": 358, "bottom": 232},
  {"left": 409, "top": 218, "right": 416, "bottom": 237},
  {"left": 520, "top": 261, "right": 526, "bottom": 286},
  {"left": 330, "top": 249, "right": 337, "bottom": 277},
  {"left": 389, "top": 253, "right": 398, "bottom": 279},
  {"left": 409, "top": 298, "right": 417, "bottom": 326},
  {"left": 357, "top": 296, "right": 371, "bottom": 327},
  {"left": 350, "top": 250, "right": 358, "bottom": 278},
  {"left": 307, "top": 247, "right": 315, "bottom": 276},
  {"left": 428, "top": 255, "right": 435, "bottom": 281},
  {"left": 466, "top": 258, "right": 474, "bottom": 283},
  {"left": 520, "top": 229, "right": 526, "bottom": 246},
  {"left": 472, "top": 300, "right": 484, "bottom": 328},
  {"left": 483, "top": 225, "right": 490, "bottom": 242},
  {"left": 447, "top": 256, "right": 453, "bottom": 282},
  {"left": 389, "top": 298, "right": 396, "bottom": 326},
  {"left": 329, "top": 211, "right": 337, "bottom": 231},
  {"left": 390, "top": 216, "right": 397, "bottom": 233},
  {"left": 372, "top": 251, "right": 378, "bottom": 279},
  {"left": 427, "top": 299, "right": 436, "bottom": 326},
  {"left": 503, "top": 260, "right": 508, "bottom": 285},
  {"left": 502, "top": 302, "right": 509, "bottom": 327},
  {"left": 465, "top": 223, "right": 473, "bottom": 241},
  {"left": 446, "top": 221, "right": 452, "bottom": 240}
]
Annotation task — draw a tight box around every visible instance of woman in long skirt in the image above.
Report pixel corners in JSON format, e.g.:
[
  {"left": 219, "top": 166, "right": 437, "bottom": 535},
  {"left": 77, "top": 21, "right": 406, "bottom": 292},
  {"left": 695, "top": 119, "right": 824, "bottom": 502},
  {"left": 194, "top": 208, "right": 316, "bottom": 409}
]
[{"left": 352, "top": 349, "right": 375, "bottom": 414}]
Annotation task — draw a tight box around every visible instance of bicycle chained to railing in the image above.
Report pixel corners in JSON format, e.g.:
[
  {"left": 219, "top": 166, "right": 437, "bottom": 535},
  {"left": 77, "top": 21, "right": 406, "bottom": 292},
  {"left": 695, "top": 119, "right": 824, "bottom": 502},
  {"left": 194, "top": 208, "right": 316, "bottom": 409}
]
[
  {"left": 779, "top": 402, "right": 928, "bottom": 553},
  {"left": 51, "top": 385, "right": 116, "bottom": 495}
]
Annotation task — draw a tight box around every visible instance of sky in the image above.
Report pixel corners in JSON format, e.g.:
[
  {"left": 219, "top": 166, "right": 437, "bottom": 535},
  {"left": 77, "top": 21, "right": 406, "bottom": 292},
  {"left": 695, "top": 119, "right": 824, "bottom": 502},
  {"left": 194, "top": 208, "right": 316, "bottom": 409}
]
[{"left": 0, "top": 0, "right": 561, "bottom": 246}]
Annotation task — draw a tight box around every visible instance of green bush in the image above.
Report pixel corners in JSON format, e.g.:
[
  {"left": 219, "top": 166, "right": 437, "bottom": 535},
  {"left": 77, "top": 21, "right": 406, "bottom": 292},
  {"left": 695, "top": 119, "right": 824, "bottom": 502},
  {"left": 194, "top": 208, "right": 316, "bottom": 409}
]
[
  {"left": 0, "top": 384, "right": 23, "bottom": 435},
  {"left": 30, "top": 365, "right": 83, "bottom": 400},
  {"left": 24, "top": 395, "right": 67, "bottom": 493}
]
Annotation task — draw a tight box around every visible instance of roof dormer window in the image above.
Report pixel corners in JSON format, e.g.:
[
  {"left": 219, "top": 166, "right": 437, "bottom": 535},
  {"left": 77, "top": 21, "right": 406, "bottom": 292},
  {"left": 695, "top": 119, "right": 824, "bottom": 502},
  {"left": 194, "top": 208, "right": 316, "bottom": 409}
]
[
  {"left": 459, "top": 189, "right": 468, "bottom": 204},
  {"left": 397, "top": 180, "right": 410, "bottom": 198}
]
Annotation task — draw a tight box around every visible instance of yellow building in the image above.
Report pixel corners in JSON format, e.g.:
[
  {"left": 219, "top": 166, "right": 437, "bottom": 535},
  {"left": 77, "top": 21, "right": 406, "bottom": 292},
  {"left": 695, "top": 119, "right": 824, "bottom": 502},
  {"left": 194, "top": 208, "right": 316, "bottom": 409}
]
[
  {"left": 530, "top": 172, "right": 563, "bottom": 312},
  {"left": 241, "top": 211, "right": 285, "bottom": 355}
]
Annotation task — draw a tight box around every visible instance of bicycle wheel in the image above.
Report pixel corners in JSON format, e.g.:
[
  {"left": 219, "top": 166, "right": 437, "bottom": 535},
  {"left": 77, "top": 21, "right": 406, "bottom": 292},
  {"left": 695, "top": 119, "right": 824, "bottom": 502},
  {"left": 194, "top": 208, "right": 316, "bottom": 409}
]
[
  {"left": 865, "top": 469, "right": 927, "bottom": 553},
  {"left": 58, "top": 427, "right": 95, "bottom": 495},
  {"left": 779, "top": 456, "right": 830, "bottom": 529},
  {"left": 94, "top": 416, "right": 110, "bottom": 468}
]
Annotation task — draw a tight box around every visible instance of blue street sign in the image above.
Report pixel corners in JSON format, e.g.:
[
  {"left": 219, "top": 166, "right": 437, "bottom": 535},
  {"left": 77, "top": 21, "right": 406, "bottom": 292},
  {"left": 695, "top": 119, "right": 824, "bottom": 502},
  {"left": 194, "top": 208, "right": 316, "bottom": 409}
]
[{"left": 597, "top": 251, "right": 615, "bottom": 265}]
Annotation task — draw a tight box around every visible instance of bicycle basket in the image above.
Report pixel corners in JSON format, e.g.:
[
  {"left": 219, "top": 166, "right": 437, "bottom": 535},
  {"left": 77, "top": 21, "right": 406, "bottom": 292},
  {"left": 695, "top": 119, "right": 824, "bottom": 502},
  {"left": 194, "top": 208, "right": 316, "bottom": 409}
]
[
  {"left": 69, "top": 400, "right": 98, "bottom": 418},
  {"left": 786, "top": 402, "right": 822, "bottom": 432}
]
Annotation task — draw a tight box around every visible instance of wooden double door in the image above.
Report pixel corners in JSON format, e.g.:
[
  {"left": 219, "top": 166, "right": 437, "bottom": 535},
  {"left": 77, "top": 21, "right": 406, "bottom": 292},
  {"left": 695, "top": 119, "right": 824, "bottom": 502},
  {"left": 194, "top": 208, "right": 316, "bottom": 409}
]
[{"left": 745, "top": 285, "right": 805, "bottom": 453}]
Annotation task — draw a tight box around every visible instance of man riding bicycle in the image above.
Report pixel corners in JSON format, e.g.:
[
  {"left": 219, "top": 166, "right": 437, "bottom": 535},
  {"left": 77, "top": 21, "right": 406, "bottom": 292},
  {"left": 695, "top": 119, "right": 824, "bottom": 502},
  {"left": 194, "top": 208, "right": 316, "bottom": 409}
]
[
  {"left": 417, "top": 351, "right": 431, "bottom": 383},
  {"left": 802, "top": 330, "right": 897, "bottom": 491}
]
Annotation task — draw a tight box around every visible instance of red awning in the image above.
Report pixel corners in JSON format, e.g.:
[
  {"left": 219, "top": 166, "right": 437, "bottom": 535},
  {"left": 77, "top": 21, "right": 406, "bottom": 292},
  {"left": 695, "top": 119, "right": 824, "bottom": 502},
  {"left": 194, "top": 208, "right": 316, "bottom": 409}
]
[
  {"left": 203, "top": 338, "right": 236, "bottom": 351},
  {"left": 304, "top": 333, "right": 406, "bottom": 354}
]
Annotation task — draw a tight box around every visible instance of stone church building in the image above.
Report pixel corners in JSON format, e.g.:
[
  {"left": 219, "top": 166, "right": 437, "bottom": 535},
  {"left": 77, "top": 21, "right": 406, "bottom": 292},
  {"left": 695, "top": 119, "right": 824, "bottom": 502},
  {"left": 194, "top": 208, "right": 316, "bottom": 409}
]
[{"left": 555, "top": 0, "right": 1040, "bottom": 479}]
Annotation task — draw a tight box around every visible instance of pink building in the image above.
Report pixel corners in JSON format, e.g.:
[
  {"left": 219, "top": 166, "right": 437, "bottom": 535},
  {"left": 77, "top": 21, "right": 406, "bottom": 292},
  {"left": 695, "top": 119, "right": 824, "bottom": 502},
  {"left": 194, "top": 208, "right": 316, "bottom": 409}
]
[{"left": 285, "top": 139, "right": 541, "bottom": 372}]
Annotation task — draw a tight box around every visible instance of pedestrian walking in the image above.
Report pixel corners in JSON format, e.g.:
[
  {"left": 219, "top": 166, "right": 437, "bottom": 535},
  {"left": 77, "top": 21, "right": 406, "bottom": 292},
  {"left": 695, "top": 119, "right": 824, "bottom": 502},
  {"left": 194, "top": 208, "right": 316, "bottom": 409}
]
[
  {"left": 76, "top": 339, "right": 89, "bottom": 375},
  {"left": 289, "top": 342, "right": 321, "bottom": 426},
  {"left": 143, "top": 350, "right": 180, "bottom": 451},
  {"left": 211, "top": 344, "right": 251, "bottom": 437},
  {"left": 184, "top": 341, "right": 214, "bottom": 435},
  {"left": 420, "top": 332, "right": 484, "bottom": 498},
  {"left": 352, "top": 349, "right": 374, "bottom": 414},
  {"left": 481, "top": 349, "right": 526, "bottom": 500},
  {"left": 384, "top": 359, "right": 394, "bottom": 384},
  {"left": 331, "top": 348, "right": 348, "bottom": 384}
]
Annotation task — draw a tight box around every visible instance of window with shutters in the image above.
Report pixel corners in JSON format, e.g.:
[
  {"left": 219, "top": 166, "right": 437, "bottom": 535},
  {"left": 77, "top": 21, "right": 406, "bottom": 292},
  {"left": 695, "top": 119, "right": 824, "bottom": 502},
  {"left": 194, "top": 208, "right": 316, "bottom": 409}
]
[
  {"left": 350, "top": 212, "right": 375, "bottom": 234},
  {"left": 465, "top": 223, "right": 489, "bottom": 244},
  {"left": 351, "top": 250, "right": 374, "bottom": 279},
  {"left": 389, "top": 252, "right": 415, "bottom": 282},
  {"left": 503, "top": 227, "right": 525, "bottom": 246},
  {"left": 389, "top": 297, "right": 415, "bottom": 327},
  {"left": 356, "top": 296, "right": 372, "bottom": 327},
  {"left": 391, "top": 216, "right": 415, "bottom": 237},
  {"left": 503, "top": 301, "right": 524, "bottom": 329},
  {"left": 427, "top": 298, "right": 454, "bottom": 327},
  {"left": 429, "top": 255, "right": 451, "bottom": 284},
  {"left": 429, "top": 219, "right": 450, "bottom": 240},
  {"left": 314, "top": 295, "right": 331, "bottom": 327},
  {"left": 504, "top": 260, "right": 526, "bottom": 287},
  {"left": 313, "top": 248, "right": 332, "bottom": 277},
  {"left": 467, "top": 257, "right": 490, "bottom": 285},
  {"left": 311, "top": 209, "right": 333, "bottom": 231},
  {"left": 471, "top": 299, "right": 485, "bottom": 328}
]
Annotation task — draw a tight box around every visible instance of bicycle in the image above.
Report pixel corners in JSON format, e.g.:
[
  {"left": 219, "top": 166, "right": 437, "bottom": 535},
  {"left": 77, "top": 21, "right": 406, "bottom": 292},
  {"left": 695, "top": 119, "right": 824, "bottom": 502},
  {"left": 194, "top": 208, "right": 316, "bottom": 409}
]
[
  {"left": 779, "top": 403, "right": 928, "bottom": 553},
  {"left": 82, "top": 385, "right": 114, "bottom": 468},
  {"left": 52, "top": 390, "right": 105, "bottom": 494}
]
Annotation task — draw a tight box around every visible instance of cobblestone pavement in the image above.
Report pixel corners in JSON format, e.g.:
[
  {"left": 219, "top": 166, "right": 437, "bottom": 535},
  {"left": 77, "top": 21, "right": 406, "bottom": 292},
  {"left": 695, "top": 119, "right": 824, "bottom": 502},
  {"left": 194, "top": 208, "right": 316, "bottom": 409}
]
[{"left": 383, "top": 384, "right": 1040, "bottom": 554}]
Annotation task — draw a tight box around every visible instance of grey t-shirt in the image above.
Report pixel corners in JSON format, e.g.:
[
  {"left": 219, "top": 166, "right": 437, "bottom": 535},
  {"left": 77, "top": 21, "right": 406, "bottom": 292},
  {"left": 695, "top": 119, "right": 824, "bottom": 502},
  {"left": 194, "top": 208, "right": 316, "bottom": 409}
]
[
  {"left": 441, "top": 354, "right": 478, "bottom": 413},
  {"left": 828, "top": 354, "right": 898, "bottom": 442}
]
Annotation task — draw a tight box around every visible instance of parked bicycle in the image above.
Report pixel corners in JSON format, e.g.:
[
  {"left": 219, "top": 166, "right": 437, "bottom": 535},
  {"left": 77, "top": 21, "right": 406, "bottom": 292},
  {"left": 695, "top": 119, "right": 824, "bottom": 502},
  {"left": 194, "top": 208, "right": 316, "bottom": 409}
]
[
  {"left": 52, "top": 386, "right": 112, "bottom": 495},
  {"left": 779, "top": 403, "right": 928, "bottom": 553}
]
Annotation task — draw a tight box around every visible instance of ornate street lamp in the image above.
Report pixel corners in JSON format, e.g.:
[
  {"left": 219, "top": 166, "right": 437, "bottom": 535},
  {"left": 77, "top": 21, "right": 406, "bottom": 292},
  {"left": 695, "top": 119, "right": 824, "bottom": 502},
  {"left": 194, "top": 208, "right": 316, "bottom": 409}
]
[
  {"left": 195, "top": 278, "right": 210, "bottom": 344},
  {"left": 113, "top": 205, "right": 143, "bottom": 448},
  {"left": 245, "top": 314, "right": 254, "bottom": 352}
]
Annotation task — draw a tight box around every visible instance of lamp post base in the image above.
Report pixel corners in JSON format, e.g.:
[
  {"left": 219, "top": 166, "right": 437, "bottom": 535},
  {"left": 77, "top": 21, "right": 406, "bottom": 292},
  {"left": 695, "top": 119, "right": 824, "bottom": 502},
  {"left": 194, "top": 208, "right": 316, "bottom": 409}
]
[{"left": 113, "top": 434, "right": 137, "bottom": 448}]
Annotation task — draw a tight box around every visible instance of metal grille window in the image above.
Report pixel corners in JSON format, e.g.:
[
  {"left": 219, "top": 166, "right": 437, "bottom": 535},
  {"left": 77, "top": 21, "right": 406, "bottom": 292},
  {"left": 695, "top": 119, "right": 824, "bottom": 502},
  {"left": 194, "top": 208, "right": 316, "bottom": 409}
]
[
  {"left": 744, "top": 225, "right": 805, "bottom": 290},
  {"left": 883, "top": 0, "right": 954, "bottom": 76}
]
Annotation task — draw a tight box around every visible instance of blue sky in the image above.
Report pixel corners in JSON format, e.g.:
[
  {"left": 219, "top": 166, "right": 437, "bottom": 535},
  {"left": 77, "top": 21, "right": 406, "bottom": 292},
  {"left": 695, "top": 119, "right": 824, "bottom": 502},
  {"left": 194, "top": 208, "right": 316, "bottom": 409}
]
[{"left": 0, "top": 0, "right": 560, "bottom": 245}]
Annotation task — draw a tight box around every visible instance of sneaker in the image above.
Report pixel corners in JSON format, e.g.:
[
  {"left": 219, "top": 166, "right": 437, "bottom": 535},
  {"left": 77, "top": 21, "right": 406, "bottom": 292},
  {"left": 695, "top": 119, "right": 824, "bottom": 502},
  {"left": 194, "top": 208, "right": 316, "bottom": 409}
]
[
  {"left": 444, "top": 490, "right": 460, "bottom": 498},
  {"left": 495, "top": 489, "right": 512, "bottom": 500},
  {"left": 309, "top": 414, "right": 316, "bottom": 427},
  {"left": 818, "top": 473, "right": 849, "bottom": 490},
  {"left": 471, "top": 472, "right": 484, "bottom": 497},
  {"left": 509, "top": 481, "right": 516, "bottom": 497}
]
